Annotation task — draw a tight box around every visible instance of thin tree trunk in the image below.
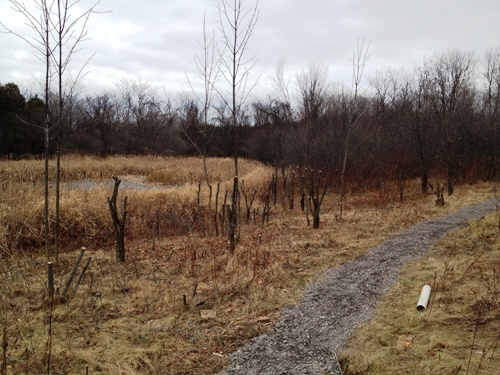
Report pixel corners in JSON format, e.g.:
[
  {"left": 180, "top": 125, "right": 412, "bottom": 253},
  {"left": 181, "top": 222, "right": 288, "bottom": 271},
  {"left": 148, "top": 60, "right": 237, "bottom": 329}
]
[
  {"left": 214, "top": 182, "right": 220, "bottom": 236},
  {"left": 229, "top": 176, "right": 238, "bottom": 253},
  {"left": 197, "top": 181, "right": 203, "bottom": 235},
  {"left": 222, "top": 189, "right": 228, "bottom": 237},
  {"left": 44, "top": 127, "right": 50, "bottom": 262},
  {"left": 208, "top": 184, "right": 213, "bottom": 235},
  {"left": 55, "top": 0, "right": 63, "bottom": 267},
  {"left": 339, "top": 130, "right": 351, "bottom": 221},
  {"left": 43, "top": 0, "right": 51, "bottom": 263},
  {"left": 55, "top": 145, "right": 60, "bottom": 266}
]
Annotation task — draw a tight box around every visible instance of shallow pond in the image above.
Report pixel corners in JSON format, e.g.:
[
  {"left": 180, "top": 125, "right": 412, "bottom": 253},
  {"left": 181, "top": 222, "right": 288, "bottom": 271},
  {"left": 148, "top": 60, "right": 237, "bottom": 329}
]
[{"left": 61, "top": 177, "right": 173, "bottom": 191}]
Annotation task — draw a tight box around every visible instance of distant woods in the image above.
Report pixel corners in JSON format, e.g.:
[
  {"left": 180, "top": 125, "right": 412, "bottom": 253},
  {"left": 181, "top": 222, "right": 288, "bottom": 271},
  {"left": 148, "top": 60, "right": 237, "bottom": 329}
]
[{"left": 2, "top": 47, "right": 500, "bottom": 189}]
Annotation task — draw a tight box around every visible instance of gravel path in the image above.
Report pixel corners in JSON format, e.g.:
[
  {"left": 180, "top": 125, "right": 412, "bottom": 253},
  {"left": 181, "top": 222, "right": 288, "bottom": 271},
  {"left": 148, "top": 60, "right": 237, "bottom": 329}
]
[{"left": 222, "top": 200, "right": 496, "bottom": 375}]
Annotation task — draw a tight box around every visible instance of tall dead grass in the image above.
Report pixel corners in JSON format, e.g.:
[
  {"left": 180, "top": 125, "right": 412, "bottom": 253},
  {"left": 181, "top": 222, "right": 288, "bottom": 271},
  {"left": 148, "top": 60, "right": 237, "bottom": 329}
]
[
  {"left": 0, "top": 155, "right": 264, "bottom": 184},
  {"left": 0, "top": 155, "right": 270, "bottom": 254}
]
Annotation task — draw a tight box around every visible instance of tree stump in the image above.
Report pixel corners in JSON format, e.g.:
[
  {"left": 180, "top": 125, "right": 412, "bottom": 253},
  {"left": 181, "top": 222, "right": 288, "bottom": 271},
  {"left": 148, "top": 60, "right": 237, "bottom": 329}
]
[{"left": 108, "top": 176, "right": 127, "bottom": 262}]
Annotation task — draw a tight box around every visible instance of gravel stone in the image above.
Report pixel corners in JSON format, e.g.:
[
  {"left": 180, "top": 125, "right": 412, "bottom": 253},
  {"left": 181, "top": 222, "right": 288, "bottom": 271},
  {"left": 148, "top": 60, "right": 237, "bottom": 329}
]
[{"left": 222, "top": 200, "right": 496, "bottom": 375}]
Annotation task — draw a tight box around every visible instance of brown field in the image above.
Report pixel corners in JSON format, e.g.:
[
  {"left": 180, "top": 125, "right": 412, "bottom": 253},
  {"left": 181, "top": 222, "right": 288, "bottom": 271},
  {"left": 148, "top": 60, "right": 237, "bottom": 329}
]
[{"left": 0, "top": 155, "right": 497, "bottom": 374}]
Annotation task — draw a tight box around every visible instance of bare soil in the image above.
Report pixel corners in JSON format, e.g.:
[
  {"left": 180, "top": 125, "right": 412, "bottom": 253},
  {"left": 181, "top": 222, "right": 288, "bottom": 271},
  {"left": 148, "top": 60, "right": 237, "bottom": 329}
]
[{"left": 222, "top": 200, "right": 497, "bottom": 375}]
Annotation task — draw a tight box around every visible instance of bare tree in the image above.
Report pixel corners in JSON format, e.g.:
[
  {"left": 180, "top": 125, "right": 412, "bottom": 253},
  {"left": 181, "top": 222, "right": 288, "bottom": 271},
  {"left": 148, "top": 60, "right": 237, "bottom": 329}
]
[
  {"left": 401, "top": 63, "right": 436, "bottom": 194},
  {"left": 295, "top": 62, "right": 330, "bottom": 168},
  {"left": 252, "top": 97, "right": 294, "bottom": 172},
  {"left": 217, "top": 0, "right": 259, "bottom": 174},
  {"left": 2, "top": 0, "right": 54, "bottom": 261},
  {"left": 2, "top": 0, "right": 101, "bottom": 264},
  {"left": 117, "top": 79, "right": 166, "bottom": 153},
  {"left": 53, "top": 0, "right": 101, "bottom": 266},
  {"left": 271, "top": 55, "right": 292, "bottom": 105},
  {"left": 253, "top": 61, "right": 294, "bottom": 173},
  {"left": 369, "top": 68, "right": 418, "bottom": 200},
  {"left": 217, "top": 0, "right": 259, "bottom": 252},
  {"left": 185, "top": 11, "right": 223, "bottom": 236},
  {"left": 481, "top": 46, "right": 500, "bottom": 179},
  {"left": 294, "top": 62, "right": 333, "bottom": 227},
  {"left": 296, "top": 62, "right": 329, "bottom": 127},
  {"left": 81, "top": 93, "right": 119, "bottom": 155},
  {"left": 300, "top": 167, "right": 328, "bottom": 229},
  {"left": 369, "top": 68, "right": 401, "bottom": 189},
  {"left": 266, "top": 56, "right": 295, "bottom": 179},
  {"left": 339, "top": 39, "right": 370, "bottom": 220},
  {"left": 430, "top": 50, "right": 476, "bottom": 195}
]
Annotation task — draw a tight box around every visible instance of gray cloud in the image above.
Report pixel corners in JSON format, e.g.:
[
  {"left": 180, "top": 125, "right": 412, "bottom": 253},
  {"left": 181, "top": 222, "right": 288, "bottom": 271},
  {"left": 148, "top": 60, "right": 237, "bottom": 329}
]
[{"left": 1, "top": 0, "right": 499, "bottom": 99}]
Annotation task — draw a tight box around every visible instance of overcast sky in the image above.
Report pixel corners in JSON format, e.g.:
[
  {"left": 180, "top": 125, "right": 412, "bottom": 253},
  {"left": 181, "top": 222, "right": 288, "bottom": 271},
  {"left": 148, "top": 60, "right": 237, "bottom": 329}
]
[{"left": 1, "top": 0, "right": 499, "bottom": 101}]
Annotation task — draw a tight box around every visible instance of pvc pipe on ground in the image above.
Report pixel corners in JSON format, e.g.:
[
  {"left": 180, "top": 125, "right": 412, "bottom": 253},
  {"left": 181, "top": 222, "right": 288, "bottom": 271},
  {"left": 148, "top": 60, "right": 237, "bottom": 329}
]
[{"left": 416, "top": 285, "right": 431, "bottom": 312}]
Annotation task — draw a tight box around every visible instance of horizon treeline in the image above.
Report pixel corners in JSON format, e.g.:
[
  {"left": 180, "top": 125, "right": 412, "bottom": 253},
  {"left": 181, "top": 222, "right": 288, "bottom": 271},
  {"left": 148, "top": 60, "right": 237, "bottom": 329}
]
[{"left": 1, "top": 48, "right": 500, "bottom": 193}]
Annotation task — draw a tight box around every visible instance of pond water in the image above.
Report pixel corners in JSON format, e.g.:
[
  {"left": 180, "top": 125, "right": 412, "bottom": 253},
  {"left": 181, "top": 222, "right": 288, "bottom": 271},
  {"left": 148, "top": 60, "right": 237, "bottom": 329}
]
[{"left": 61, "top": 178, "right": 171, "bottom": 191}]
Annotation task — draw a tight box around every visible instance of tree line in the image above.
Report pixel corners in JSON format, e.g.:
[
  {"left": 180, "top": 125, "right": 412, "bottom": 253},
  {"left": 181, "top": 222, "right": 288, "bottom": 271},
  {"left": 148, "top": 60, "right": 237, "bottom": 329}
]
[{"left": 1, "top": 48, "right": 500, "bottom": 193}]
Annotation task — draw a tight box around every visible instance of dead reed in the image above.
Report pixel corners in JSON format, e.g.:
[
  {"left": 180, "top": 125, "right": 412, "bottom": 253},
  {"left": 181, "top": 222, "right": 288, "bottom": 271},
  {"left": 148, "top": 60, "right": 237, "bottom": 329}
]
[{"left": 0, "top": 155, "right": 270, "bottom": 254}]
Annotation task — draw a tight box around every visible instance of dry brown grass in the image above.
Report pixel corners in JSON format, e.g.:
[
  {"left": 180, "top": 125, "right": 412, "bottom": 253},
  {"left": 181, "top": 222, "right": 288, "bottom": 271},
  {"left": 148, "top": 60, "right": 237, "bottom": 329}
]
[
  {"left": 0, "top": 156, "right": 269, "bottom": 252},
  {"left": 0, "top": 155, "right": 264, "bottom": 184},
  {"left": 0, "top": 155, "right": 496, "bottom": 374},
  {"left": 339, "top": 208, "right": 500, "bottom": 375}
]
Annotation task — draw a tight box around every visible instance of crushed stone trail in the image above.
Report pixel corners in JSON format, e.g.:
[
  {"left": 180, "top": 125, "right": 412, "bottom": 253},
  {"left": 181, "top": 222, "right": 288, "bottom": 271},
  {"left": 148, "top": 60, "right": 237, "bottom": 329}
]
[{"left": 222, "top": 200, "right": 496, "bottom": 375}]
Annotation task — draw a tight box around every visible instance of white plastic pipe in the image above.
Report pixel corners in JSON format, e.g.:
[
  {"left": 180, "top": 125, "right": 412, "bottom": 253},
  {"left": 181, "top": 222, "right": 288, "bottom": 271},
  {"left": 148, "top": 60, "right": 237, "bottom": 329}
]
[{"left": 416, "top": 285, "right": 432, "bottom": 312}]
